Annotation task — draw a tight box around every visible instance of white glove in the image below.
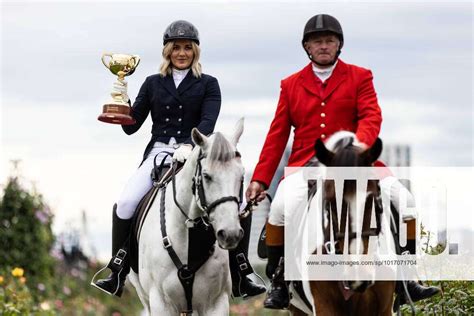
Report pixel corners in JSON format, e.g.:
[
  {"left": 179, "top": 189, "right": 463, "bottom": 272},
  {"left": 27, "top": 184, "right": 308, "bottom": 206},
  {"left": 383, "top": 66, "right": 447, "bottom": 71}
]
[
  {"left": 173, "top": 144, "right": 193, "bottom": 162},
  {"left": 112, "top": 80, "right": 129, "bottom": 103}
]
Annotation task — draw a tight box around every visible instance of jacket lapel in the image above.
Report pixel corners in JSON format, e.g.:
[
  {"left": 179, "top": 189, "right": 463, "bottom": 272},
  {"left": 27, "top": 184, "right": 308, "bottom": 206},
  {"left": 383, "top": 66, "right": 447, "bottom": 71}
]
[
  {"left": 160, "top": 75, "right": 180, "bottom": 101},
  {"left": 300, "top": 63, "right": 321, "bottom": 97},
  {"left": 322, "top": 60, "right": 347, "bottom": 100},
  {"left": 177, "top": 70, "right": 200, "bottom": 95}
]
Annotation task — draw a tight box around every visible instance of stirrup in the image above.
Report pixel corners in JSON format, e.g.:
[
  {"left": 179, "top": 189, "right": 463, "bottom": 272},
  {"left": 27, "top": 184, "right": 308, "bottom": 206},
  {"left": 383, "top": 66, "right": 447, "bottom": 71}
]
[
  {"left": 90, "top": 248, "right": 127, "bottom": 296},
  {"left": 231, "top": 253, "right": 267, "bottom": 299}
]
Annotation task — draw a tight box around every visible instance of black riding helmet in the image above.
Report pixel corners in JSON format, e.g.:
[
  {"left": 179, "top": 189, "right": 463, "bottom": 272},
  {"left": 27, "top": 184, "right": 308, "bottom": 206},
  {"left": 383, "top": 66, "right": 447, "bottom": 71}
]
[
  {"left": 302, "top": 14, "right": 344, "bottom": 60},
  {"left": 163, "top": 20, "right": 200, "bottom": 45}
]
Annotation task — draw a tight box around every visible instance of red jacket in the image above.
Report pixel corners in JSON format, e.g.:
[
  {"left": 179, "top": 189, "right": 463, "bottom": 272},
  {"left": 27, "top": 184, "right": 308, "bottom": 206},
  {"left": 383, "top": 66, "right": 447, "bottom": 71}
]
[{"left": 251, "top": 60, "right": 382, "bottom": 187}]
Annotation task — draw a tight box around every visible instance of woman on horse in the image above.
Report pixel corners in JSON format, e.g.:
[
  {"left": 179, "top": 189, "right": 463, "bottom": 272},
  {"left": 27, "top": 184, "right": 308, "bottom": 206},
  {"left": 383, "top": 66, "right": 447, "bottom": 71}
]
[{"left": 93, "top": 20, "right": 265, "bottom": 299}]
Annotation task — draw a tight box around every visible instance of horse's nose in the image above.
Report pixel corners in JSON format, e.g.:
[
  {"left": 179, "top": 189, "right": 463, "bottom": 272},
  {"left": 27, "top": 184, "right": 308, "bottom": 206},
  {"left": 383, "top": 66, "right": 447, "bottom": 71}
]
[
  {"left": 217, "top": 229, "right": 227, "bottom": 241},
  {"left": 238, "top": 228, "right": 244, "bottom": 240},
  {"left": 216, "top": 228, "right": 244, "bottom": 249}
]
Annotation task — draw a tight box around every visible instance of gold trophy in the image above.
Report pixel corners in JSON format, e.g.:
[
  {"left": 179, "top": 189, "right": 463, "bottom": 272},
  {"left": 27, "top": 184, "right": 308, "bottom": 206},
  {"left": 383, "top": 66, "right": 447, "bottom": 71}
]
[{"left": 99, "top": 53, "right": 140, "bottom": 125}]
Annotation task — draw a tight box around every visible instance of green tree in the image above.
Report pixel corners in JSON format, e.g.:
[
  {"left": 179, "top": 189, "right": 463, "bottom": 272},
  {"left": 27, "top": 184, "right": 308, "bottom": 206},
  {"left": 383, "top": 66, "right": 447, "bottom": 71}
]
[{"left": 0, "top": 174, "right": 55, "bottom": 297}]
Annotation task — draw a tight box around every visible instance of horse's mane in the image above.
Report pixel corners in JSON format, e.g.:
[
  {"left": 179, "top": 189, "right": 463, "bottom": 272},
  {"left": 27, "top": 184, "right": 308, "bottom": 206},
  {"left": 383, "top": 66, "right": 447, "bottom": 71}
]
[{"left": 207, "top": 132, "right": 236, "bottom": 164}]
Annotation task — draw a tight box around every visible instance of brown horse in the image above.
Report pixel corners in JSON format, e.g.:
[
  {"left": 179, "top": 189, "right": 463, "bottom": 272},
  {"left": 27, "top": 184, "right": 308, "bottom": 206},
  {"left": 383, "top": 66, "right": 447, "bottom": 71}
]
[{"left": 306, "top": 133, "right": 395, "bottom": 316}]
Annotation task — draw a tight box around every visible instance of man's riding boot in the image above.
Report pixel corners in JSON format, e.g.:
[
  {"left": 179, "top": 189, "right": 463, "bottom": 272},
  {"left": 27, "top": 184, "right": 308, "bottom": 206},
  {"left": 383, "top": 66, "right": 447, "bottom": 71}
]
[
  {"left": 93, "top": 205, "right": 133, "bottom": 297},
  {"left": 264, "top": 246, "right": 290, "bottom": 309},
  {"left": 393, "top": 281, "right": 440, "bottom": 311},
  {"left": 393, "top": 239, "right": 440, "bottom": 311},
  {"left": 229, "top": 212, "right": 266, "bottom": 298}
]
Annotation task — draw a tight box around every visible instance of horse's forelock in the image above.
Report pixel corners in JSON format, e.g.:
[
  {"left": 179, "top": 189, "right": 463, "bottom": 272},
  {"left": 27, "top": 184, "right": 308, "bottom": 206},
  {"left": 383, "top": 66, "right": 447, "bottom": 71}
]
[
  {"left": 325, "top": 131, "right": 357, "bottom": 152},
  {"left": 207, "top": 132, "right": 236, "bottom": 164},
  {"left": 324, "top": 131, "right": 368, "bottom": 166}
]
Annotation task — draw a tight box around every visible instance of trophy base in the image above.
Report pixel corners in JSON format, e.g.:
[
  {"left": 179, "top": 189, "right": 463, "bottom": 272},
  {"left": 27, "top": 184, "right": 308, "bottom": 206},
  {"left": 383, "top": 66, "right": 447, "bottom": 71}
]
[{"left": 98, "top": 104, "right": 136, "bottom": 125}]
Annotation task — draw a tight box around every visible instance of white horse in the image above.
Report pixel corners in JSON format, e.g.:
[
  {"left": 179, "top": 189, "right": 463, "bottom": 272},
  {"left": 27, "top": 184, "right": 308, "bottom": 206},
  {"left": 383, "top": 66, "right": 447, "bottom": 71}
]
[{"left": 129, "top": 119, "right": 245, "bottom": 316}]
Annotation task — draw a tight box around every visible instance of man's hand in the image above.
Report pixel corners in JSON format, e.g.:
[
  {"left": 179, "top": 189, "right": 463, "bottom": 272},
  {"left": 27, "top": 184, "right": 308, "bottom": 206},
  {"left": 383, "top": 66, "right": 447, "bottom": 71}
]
[
  {"left": 245, "top": 181, "right": 267, "bottom": 202},
  {"left": 173, "top": 144, "right": 193, "bottom": 162}
]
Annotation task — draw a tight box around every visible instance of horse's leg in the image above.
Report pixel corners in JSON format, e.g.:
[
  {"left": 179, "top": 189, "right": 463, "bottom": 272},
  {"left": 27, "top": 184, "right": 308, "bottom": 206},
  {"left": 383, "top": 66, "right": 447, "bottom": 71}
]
[
  {"left": 128, "top": 272, "right": 150, "bottom": 315},
  {"left": 149, "top": 286, "right": 178, "bottom": 316},
  {"left": 203, "top": 293, "right": 229, "bottom": 316}
]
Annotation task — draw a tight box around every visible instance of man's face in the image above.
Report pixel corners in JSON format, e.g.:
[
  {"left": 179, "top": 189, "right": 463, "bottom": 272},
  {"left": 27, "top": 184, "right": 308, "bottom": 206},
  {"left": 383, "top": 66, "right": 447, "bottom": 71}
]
[{"left": 304, "top": 33, "right": 340, "bottom": 66}]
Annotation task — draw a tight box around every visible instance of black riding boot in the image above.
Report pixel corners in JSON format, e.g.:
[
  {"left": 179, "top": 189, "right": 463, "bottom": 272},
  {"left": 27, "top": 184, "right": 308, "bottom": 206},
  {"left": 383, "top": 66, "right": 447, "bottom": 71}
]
[
  {"left": 393, "top": 281, "right": 440, "bottom": 311},
  {"left": 393, "top": 240, "right": 440, "bottom": 311},
  {"left": 229, "top": 212, "right": 266, "bottom": 298},
  {"left": 93, "top": 205, "right": 132, "bottom": 297},
  {"left": 263, "top": 246, "right": 290, "bottom": 309}
]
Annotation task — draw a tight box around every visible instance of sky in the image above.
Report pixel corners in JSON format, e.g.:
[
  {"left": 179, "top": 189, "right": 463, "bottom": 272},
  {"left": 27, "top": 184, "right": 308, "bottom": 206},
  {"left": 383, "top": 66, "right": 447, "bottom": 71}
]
[{"left": 1, "top": 0, "right": 472, "bottom": 259}]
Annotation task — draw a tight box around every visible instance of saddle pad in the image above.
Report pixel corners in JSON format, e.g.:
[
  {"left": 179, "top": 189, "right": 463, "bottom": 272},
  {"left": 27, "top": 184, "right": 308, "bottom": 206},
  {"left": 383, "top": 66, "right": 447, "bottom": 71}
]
[{"left": 130, "top": 185, "right": 160, "bottom": 273}]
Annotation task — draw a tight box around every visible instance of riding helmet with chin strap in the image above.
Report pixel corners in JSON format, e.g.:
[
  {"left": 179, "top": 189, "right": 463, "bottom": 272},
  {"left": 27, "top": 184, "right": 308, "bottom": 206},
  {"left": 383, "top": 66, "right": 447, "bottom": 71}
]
[
  {"left": 302, "top": 14, "right": 344, "bottom": 63},
  {"left": 163, "top": 20, "right": 200, "bottom": 45}
]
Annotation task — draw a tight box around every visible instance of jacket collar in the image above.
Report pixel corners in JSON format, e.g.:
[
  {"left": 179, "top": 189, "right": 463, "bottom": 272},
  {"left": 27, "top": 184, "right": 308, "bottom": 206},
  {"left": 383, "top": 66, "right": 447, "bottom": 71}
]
[
  {"left": 300, "top": 59, "right": 348, "bottom": 100},
  {"left": 177, "top": 69, "right": 200, "bottom": 95},
  {"left": 161, "top": 69, "right": 200, "bottom": 101}
]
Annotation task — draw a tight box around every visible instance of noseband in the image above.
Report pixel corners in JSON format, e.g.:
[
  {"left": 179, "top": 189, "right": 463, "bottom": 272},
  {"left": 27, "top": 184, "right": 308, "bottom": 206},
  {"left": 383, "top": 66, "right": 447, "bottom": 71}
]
[{"left": 191, "top": 149, "right": 245, "bottom": 221}]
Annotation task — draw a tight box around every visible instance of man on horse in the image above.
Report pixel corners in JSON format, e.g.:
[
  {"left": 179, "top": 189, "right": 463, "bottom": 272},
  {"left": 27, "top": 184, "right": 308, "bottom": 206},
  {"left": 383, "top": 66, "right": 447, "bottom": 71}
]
[{"left": 246, "top": 14, "right": 440, "bottom": 310}]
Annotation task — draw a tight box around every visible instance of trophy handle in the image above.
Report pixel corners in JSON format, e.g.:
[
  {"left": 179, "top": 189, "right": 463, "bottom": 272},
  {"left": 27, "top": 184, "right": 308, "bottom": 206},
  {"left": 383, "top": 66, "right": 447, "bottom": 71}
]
[
  {"left": 131, "top": 55, "right": 141, "bottom": 68},
  {"left": 101, "top": 53, "right": 113, "bottom": 69}
]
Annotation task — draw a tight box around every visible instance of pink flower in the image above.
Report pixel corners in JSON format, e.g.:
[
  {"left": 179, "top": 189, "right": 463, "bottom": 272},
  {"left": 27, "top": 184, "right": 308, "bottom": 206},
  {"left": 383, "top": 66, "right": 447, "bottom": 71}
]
[
  {"left": 37, "top": 283, "right": 46, "bottom": 291},
  {"left": 62, "top": 286, "right": 71, "bottom": 295},
  {"left": 54, "top": 299, "right": 64, "bottom": 309},
  {"left": 70, "top": 268, "right": 80, "bottom": 277},
  {"left": 35, "top": 210, "right": 49, "bottom": 224}
]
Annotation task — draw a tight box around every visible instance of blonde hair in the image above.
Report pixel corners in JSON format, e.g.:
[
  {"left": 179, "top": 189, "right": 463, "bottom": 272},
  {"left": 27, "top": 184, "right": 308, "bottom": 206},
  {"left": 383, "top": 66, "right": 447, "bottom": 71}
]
[{"left": 159, "top": 41, "right": 202, "bottom": 78}]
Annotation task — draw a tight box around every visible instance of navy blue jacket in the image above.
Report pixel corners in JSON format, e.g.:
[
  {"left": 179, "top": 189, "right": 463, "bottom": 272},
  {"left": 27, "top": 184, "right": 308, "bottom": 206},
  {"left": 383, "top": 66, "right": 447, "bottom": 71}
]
[{"left": 122, "top": 71, "right": 221, "bottom": 161}]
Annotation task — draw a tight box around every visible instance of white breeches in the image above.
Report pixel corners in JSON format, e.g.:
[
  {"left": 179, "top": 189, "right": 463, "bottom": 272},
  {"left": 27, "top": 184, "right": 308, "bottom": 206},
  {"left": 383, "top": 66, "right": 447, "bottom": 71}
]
[
  {"left": 116, "top": 140, "right": 178, "bottom": 220},
  {"left": 268, "top": 170, "right": 309, "bottom": 226},
  {"left": 267, "top": 170, "right": 416, "bottom": 227}
]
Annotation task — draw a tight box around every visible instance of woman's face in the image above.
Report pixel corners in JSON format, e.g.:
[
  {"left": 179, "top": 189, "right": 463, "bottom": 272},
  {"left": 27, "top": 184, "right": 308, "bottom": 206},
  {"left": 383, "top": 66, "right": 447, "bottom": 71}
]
[{"left": 170, "top": 39, "right": 194, "bottom": 70}]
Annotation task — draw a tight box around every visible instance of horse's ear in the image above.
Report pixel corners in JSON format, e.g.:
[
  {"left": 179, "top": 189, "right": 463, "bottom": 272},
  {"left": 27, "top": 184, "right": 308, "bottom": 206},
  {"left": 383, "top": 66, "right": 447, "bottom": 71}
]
[
  {"left": 367, "top": 138, "right": 383, "bottom": 163},
  {"left": 192, "top": 128, "right": 208, "bottom": 149},
  {"left": 315, "top": 138, "right": 334, "bottom": 165},
  {"left": 231, "top": 117, "right": 244, "bottom": 146}
]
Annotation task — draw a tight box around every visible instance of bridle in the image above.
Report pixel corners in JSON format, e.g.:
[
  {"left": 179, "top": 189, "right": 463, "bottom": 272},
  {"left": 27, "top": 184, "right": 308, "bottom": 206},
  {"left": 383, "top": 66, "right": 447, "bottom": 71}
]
[
  {"left": 169, "top": 149, "right": 247, "bottom": 227},
  {"left": 192, "top": 149, "right": 243, "bottom": 214},
  {"left": 323, "top": 185, "right": 384, "bottom": 255}
]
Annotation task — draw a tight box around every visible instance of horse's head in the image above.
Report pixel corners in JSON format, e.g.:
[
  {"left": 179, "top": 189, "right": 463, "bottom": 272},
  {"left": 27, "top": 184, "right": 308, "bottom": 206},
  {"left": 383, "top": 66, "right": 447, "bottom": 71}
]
[
  {"left": 314, "top": 132, "right": 383, "bottom": 292},
  {"left": 190, "top": 119, "right": 245, "bottom": 249},
  {"left": 314, "top": 132, "right": 382, "bottom": 168}
]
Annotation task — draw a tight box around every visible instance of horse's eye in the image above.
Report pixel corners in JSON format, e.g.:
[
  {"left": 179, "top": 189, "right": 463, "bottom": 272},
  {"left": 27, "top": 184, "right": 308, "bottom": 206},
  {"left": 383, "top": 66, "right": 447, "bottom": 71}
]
[{"left": 203, "top": 173, "right": 212, "bottom": 182}]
